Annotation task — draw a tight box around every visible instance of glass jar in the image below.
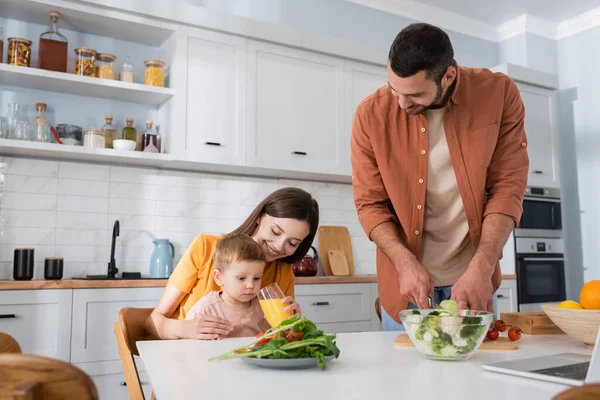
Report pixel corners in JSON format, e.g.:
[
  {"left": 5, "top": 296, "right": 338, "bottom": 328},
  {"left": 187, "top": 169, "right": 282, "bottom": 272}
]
[
  {"left": 96, "top": 53, "right": 116, "bottom": 79},
  {"left": 119, "top": 56, "right": 135, "bottom": 83},
  {"left": 141, "top": 120, "right": 160, "bottom": 153},
  {"left": 38, "top": 11, "right": 68, "bottom": 73},
  {"left": 102, "top": 115, "right": 118, "bottom": 149},
  {"left": 83, "top": 129, "right": 105, "bottom": 148},
  {"left": 74, "top": 47, "right": 97, "bottom": 77},
  {"left": 6, "top": 103, "right": 29, "bottom": 140},
  {"left": 34, "top": 103, "right": 52, "bottom": 143},
  {"left": 8, "top": 37, "right": 33, "bottom": 67},
  {"left": 144, "top": 60, "right": 165, "bottom": 87},
  {"left": 122, "top": 118, "right": 138, "bottom": 148},
  {"left": 0, "top": 28, "right": 4, "bottom": 65}
]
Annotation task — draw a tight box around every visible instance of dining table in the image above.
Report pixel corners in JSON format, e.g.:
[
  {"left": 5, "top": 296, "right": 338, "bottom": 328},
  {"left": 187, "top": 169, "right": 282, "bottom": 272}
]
[{"left": 138, "top": 331, "right": 593, "bottom": 400}]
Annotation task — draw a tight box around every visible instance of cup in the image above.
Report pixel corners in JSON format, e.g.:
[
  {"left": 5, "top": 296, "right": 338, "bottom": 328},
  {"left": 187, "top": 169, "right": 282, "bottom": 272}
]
[
  {"left": 44, "top": 258, "right": 64, "bottom": 280},
  {"left": 258, "top": 283, "right": 294, "bottom": 328},
  {"left": 13, "top": 249, "right": 34, "bottom": 280}
]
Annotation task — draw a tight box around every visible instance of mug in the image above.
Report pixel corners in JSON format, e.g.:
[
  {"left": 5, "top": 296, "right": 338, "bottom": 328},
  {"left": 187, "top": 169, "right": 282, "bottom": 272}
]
[
  {"left": 14, "top": 249, "right": 34, "bottom": 280},
  {"left": 44, "top": 258, "right": 64, "bottom": 280}
]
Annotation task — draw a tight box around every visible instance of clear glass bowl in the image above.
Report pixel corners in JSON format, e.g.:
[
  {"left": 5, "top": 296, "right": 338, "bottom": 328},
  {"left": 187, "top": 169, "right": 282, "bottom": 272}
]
[{"left": 399, "top": 309, "right": 493, "bottom": 361}]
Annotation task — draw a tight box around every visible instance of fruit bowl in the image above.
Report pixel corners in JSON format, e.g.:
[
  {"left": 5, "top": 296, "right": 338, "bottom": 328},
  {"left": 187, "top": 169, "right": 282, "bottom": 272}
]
[
  {"left": 400, "top": 309, "right": 493, "bottom": 361},
  {"left": 541, "top": 303, "right": 600, "bottom": 348}
]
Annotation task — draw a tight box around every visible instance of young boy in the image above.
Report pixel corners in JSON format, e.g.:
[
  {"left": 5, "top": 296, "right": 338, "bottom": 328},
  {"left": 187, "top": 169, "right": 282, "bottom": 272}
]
[{"left": 184, "top": 234, "right": 270, "bottom": 338}]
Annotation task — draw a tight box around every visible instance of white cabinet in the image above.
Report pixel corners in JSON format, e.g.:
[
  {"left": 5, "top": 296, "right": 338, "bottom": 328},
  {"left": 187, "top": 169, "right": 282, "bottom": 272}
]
[
  {"left": 496, "top": 279, "right": 518, "bottom": 317},
  {"left": 70, "top": 288, "right": 164, "bottom": 364},
  {"left": 77, "top": 359, "right": 153, "bottom": 400},
  {"left": 0, "top": 289, "right": 72, "bottom": 361},
  {"left": 185, "top": 29, "right": 247, "bottom": 165},
  {"left": 517, "top": 83, "right": 560, "bottom": 188},
  {"left": 246, "top": 40, "right": 346, "bottom": 175},
  {"left": 343, "top": 61, "right": 387, "bottom": 174}
]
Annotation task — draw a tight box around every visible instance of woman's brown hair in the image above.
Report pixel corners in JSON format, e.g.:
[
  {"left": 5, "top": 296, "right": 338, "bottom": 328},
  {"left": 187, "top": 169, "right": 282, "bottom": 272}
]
[{"left": 228, "top": 187, "right": 319, "bottom": 264}]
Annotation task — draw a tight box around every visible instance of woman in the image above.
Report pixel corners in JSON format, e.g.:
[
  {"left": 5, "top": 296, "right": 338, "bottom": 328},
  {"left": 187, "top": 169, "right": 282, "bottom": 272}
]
[{"left": 145, "top": 187, "right": 319, "bottom": 340}]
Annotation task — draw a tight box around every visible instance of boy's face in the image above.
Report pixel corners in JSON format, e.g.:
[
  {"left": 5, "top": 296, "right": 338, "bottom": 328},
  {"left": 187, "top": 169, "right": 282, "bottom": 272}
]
[{"left": 214, "top": 260, "right": 265, "bottom": 302}]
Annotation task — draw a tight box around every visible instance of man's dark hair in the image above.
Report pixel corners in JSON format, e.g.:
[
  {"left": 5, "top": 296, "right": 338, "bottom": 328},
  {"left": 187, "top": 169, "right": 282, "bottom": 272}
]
[{"left": 388, "top": 23, "right": 454, "bottom": 82}]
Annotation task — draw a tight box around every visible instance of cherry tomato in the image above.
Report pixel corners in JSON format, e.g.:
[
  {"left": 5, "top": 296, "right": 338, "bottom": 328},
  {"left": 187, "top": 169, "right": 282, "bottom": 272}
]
[
  {"left": 494, "top": 319, "right": 507, "bottom": 332},
  {"left": 508, "top": 328, "right": 522, "bottom": 341},
  {"left": 487, "top": 329, "right": 499, "bottom": 340}
]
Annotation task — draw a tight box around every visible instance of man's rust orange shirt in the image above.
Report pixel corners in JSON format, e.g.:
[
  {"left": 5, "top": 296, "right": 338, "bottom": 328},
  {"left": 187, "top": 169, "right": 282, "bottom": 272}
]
[{"left": 351, "top": 66, "right": 529, "bottom": 323}]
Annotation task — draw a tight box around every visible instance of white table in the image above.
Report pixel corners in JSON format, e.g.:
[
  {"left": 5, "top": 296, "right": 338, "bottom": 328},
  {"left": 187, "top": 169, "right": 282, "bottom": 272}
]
[{"left": 138, "top": 332, "right": 593, "bottom": 400}]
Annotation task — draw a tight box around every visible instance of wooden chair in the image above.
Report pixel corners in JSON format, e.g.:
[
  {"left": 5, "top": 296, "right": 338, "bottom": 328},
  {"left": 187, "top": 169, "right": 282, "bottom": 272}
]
[
  {"left": 114, "top": 307, "right": 156, "bottom": 400},
  {"left": 553, "top": 383, "right": 600, "bottom": 399},
  {"left": 0, "top": 353, "right": 98, "bottom": 399},
  {"left": 0, "top": 332, "right": 22, "bottom": 354},
  {"left": 375, "top": 297, "right": 382, "bottom": 322}
]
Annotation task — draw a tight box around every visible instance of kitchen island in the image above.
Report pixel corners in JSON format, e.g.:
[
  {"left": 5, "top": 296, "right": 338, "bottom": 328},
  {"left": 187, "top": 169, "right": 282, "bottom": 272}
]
[{"left": 138, "top": 331, "right": 590, "bottom": 400}]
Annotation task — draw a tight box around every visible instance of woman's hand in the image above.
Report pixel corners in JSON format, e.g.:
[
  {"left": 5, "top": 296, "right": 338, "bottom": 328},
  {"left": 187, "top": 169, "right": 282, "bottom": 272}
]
[
  {"left": 282, "top": 296, "right": 301, "bottom": 315},
  {"left": 185, "top": 315, "right": 233, "bottom": 340}
]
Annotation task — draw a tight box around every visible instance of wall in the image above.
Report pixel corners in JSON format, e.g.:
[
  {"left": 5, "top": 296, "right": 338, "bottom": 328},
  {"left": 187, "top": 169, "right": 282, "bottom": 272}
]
[
  {"left": 0, "top": 157, "right": 375, "bottom": 279},
  {"left": 558, "top": 25, "right": 600, "bottom": 282},
  {"left": 498, "top": 33, "right": 559, "bottom": 75}
]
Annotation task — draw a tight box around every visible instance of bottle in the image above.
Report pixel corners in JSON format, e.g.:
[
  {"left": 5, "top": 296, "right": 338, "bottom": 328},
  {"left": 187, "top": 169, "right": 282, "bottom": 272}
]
[
  {"left": 34, "top": 103, "right": 51, "bottom": 143},
  {"left": 122, "top": 118, "right": 138, "bottom": 149},
  {"left": 119, "top": 56, "right": 135, "bottom": 83},
  {"left": 38, "top": 11, "right": 68, "bottom": 73},
  {"left": 0, "top": 28, "right": 4, "bottom": 65},
  {"left": 142, "top": 120, "right": 160, "bottom": 153},
  {"left": 102, "top": 115, "right": 118, "bottom": 149}
]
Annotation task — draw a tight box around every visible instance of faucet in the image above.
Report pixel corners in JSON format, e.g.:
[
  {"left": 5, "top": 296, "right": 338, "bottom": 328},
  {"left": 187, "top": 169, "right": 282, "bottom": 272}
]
[{"left": 107, "top": 220, "right": 120, "bottom": 279}]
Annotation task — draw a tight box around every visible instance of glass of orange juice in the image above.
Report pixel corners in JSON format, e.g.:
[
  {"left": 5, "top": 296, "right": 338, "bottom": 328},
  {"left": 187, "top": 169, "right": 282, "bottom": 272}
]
[{"left": 258, "top": 283, "right": 294, "bottom": 328}]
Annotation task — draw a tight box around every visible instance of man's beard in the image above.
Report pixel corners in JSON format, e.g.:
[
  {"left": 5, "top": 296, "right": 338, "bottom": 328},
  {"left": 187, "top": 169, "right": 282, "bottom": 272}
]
[{"left": 405, "top": 81, "right": 447, "bottom": 115}]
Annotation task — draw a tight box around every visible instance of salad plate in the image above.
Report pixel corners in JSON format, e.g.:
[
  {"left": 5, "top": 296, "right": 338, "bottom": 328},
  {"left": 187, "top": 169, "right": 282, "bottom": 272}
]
[{"left": 241, "top": 355, "right": 336, "bottom": 369}]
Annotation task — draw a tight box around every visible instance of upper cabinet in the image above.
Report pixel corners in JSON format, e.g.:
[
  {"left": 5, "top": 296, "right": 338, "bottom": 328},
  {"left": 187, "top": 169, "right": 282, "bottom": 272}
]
[
  {"left": 184, "top": 30, "right": 247, "bottom": 165},
  {"left": 343, "top": 61, "right": 388, "bottom": 175},
  {"left": 246, "top": 41, "right": 346, "bottom": 175},
  {"left": 517, "top": 83, "right": 560, "bottom": 188}
]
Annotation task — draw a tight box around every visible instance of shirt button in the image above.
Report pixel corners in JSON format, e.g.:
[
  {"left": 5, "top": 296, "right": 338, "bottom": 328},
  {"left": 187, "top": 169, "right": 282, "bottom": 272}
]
[
  {"left": 522, "top": 142, "right": 527, "bottom": 147},
  {"left": 415, "top": 230, "right": 420, "bottom": 235},
  {"left": 419, "top": 179, "right": 424, "bottom": 184},
  {"left": 421, "top": 150, "right": 426, "bottom": 155},
  {"left": 417, "top": 205, "right": 422, "bottom": 210},
  {"left": 421, "top": 127, "right": 426, "bottom": 132}
]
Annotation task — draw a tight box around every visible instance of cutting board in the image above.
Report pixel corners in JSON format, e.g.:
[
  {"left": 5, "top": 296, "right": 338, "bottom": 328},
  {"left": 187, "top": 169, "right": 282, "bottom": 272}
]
[
  {"left": 393, "top": 334, "right": 518, "bottom": 350},
  {"left": 328, "top": 250, "right": 350, "bottom": 276},
  {"left": 318, "top": 226, "right": 354, "bottom": 276},
  {"left": 500, "top": 312, "right": 564, "bottom": 335}
]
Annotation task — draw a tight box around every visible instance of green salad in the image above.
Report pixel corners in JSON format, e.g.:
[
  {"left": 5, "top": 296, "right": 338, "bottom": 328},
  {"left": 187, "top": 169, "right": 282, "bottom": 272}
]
[
  {"left": 404, "top": 300, "right": 489, "bottom": 358},
  {"left": 209, "top": 314, "right": 340, "bottom": 370}
]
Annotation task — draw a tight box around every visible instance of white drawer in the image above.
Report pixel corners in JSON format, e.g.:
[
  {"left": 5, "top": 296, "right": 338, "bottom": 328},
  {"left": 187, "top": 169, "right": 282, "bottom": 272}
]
[
  {"left": 497, "top": 279, "right": 518, "bottom": 315},
  {"left": 92, "top": 370, "right": 152, "bottom": 400},
  {"left": 0, "top": 289, "right": 72, "bottom": 361},
  {"left": 317, "top": 320, "right": 372, "bottom": 334},
  {"left": 295, "top": 283, "right": 371, "bottom": 323},
  {"left": 71, "top": 288, "right": 164, "bottom": 364}
]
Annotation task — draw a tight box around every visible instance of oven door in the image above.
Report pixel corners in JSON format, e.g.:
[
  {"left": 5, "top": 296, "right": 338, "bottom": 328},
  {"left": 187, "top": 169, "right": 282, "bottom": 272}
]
[
  {"left": 517, "top": 198, "right": 562, "bottom": 237},
  {"left": 516, "top": 255, "right": 566, "bottom": 305}
]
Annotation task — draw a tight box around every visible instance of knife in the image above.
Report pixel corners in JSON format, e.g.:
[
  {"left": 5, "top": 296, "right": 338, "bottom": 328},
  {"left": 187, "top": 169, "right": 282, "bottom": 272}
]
[{"left": 428, "top": 296, "right": 441, "bottom": 309}]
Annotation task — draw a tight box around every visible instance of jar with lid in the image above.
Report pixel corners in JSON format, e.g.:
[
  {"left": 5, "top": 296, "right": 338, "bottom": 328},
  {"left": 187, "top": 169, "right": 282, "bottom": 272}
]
[
  {"left": 34, "top": 103, "right": 52, "bottom": 143},
  {"left": 122, "top": 118, "right": 138, "bottom": 149},
  {"left": 38, "top": 11, "right": 68, "bottom": 73},
  {"left": 142, "top": 120, "right": 160, "bottom": 153},
  {"left": 8, "top": 37, "right": 33, "bottom": 67},
  {"left": 144, "top": 60, "right": 165, "bottom": 87},
  {"left": 102, "top": 115, "right": 118, "bottom": 148},
  {"left": 119, "top": 56, "right": 135, "bottom": 83},
  {"left": 96, "top": 53, "right": 116, "bottom": 79},
  {"left": 74, "top": 48, "right": 97, "bottom": 77},
  {"left": 83, "top": 129, "right": 105, "bottom": 148}
]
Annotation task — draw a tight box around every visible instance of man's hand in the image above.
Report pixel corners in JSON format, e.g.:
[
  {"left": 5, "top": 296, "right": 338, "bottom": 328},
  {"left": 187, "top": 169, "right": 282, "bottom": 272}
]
[
  {"left": 451, "top": 259, "right": 494, "bottom": 312},
  {"left": 398, "top": 259, "right": 432, "bottom": 309}
]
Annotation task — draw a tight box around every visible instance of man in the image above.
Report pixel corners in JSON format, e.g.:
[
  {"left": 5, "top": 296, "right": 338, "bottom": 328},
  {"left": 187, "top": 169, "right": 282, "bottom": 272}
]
[{"left": 351, "top": 23, "right": 529, "bottom": 330}]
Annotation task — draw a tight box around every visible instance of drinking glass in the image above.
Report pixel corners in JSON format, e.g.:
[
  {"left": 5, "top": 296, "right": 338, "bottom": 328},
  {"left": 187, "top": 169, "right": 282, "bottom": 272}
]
[{"left": 258, "top": 283, "right": 294, "bottom": 328}]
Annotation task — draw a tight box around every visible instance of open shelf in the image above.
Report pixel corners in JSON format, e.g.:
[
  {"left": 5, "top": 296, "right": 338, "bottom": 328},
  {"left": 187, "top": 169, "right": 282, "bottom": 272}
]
[{"left": 0, "top": 64, "right": 176, "bottom": 105}]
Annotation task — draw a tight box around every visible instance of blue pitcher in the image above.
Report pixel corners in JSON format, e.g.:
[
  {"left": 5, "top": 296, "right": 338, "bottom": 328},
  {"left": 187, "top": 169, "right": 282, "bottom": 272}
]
[{"left": 149, "top": 239, "right": 175, "bottom": 278}]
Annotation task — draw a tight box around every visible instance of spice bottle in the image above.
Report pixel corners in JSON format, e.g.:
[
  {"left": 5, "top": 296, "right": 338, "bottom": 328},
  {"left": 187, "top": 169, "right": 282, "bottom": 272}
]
[
  {"left": 38, "top": 11, "right": 68, "bottom": 73},
  {"left": 34, "top": 103, "right": 52, "bottom": 143},
  {"left": 122, "top": 118, "right": 138, "bottom": 149},
  {"left": 119, "top": 56, "right": 135, "bottom": 83},
  {"left": 142, "top": 120, "right": 160, "bottom": 153},
  {"left": 102, "top": 115, "right": 118, "bottom": 149}
]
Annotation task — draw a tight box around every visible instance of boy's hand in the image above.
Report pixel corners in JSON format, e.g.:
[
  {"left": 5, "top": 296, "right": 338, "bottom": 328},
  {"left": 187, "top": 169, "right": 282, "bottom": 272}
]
[
  {"left": 282, "top": 296, "right": 301, "bottom": 316},
  {"left": 187, "top": 315, "right": 233, "bottom": 340}
]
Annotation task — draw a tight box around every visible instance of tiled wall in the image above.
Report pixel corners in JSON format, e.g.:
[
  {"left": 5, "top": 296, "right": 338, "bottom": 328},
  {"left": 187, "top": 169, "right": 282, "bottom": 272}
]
[{"left": 0, "top": 156, "right": 376, "bottom": 280}]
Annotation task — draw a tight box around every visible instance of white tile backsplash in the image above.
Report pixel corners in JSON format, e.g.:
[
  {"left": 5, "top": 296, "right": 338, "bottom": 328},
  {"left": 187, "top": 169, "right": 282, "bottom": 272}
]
[{"left": 0, "top": 156, "right": 376, "bottom": 278}]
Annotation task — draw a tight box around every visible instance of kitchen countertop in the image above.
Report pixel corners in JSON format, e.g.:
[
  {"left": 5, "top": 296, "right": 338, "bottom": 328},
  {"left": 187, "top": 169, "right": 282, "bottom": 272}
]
[
  {"left": 0, "top": 274, "right": 516, "bottom": 290},
  {"left": 138, "top": 332, "right": 590, "bottom": 400}
]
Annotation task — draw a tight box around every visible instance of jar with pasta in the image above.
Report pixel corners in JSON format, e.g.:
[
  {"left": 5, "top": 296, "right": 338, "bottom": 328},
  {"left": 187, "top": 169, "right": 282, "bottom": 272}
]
[
  {"left": 95, "top": 53, "right": 116, "bottom": 79},
  {"left": 8, "top": 37, "right": 33, "bottom": 67},
  {"left": 74, "top": 47, "right": 97, "bottom": 77},
  {"left": 144, "top": 60, "right": 165, "bottom": 87}
]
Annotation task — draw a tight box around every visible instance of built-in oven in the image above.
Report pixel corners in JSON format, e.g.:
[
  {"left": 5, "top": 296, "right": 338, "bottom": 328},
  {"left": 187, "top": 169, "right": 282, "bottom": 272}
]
[
  {"left": 516, "top": 237, "right": 566, "bottom": 312},
  {"left": 515, "top": 186, "right": 562, "bottom": 238}
]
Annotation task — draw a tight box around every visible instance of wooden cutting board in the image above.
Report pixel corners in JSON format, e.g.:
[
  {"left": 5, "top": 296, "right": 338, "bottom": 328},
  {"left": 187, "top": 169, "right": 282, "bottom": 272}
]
[
  {"left": 328, "top": 250, "right": 350, "bottom": 276},
  {"left": 500, "top": 312, "right": 564, "bottom": 335},
  {"left": 318, "top": 226, "right": 354, "bottom": 276},
  {"left": 393, "top": 334, "right": 518, "bottom": 350}
]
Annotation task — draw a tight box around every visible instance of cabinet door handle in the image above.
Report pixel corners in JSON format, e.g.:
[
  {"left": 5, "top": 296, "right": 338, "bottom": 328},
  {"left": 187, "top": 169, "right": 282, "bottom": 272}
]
[
  {"left": 312, "top": 301, "right": 330, "bottom": 306},
  {"left": 0, "top": 314, "right": 17, "bottom": 319},
  {"left": 532, "top": 170, "right": 544, "bottom": 174},
  {"left": 205, "top": 142, "right": 221, "bottom": 146},
  {"left": 496, "top": 294, "right": 505, "bottom": 298},
  {"left": 120, "top": 381, "right": 149, "bottom": 386},
  {"left": 292, "top": 151, "right": 307, "bottom": 156}
]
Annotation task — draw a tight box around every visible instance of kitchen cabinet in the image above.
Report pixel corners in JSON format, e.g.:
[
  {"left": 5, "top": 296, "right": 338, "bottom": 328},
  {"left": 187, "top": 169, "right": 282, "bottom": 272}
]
[
  {"left": 246, "top": 40, "right": 346, "bottom": 175},
  {"left": 0, "top": 289, "right": 72, "bottom": 361},
  {"left": 517, "top": 83, "right": 560, "bottom": 188},
  {"left": 184, "top": 29, "right": 247, "bottom": 165},
  {"left": 496, "top": 279, "right": 518, "bottom": 316},
  {"left": 499, "top": 230, "right": 516, "bottom": 275},
  {"left": 343, "top": 61, "right": 388, "bottom": 174}
]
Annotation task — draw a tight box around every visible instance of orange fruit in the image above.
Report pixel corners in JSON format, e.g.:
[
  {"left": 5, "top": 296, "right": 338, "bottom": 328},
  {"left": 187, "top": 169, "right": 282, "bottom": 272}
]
[
  {"left": 558, "top": 300, "right": 583, "bottom": 309},
  {"left": 580, "top": 280, "right": 600, "bottom": 310}
]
